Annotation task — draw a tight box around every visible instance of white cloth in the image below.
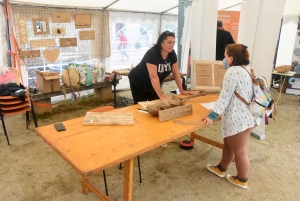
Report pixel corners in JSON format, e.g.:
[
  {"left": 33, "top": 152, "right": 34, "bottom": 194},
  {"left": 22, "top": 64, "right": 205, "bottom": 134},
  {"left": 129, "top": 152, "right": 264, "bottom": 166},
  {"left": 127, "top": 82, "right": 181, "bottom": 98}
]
[{"left": 213, "top": 66, "right": 257, "bottom": 138}]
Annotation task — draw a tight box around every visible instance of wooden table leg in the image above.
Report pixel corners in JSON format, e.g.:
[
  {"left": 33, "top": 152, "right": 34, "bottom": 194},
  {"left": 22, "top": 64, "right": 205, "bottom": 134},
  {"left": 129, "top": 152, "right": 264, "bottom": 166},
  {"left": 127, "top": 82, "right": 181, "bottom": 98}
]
[
  {"left": 277, "top": 75, "right": 286, "bottom": 104},
  {"left": 190, "top": 132, "right": 223, "bottom": 149},
  {"left": 82, "top": 176, "right": 89, "bottom": 194},
  {"left": 82, "top": 176, "right": 112, "bottom": 201},
  {"left": 190, "top": 132, "right": 196, "bottom": 143},
  {"left": 123, "top": 158, "right": 134, "bottom": 201}
]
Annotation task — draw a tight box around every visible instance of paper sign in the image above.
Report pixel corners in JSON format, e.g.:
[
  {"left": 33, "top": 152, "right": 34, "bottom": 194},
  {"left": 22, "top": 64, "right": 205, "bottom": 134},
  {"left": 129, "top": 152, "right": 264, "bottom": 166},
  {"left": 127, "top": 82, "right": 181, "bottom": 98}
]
[
  {"left": 193, "top": 60, "right": 224, "bottom": 91},
  {"left": 200, "top": 102, "right": 216, "bottom": 110},
  {"left": 195, "top": 63, "right": 212, "bottom": 86}
]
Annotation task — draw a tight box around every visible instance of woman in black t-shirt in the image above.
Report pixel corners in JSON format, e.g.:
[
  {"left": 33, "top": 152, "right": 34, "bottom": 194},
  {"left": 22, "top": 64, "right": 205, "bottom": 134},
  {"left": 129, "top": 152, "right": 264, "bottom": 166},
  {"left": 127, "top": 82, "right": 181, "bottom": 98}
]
[{"left": 128, "top": 31, "right": 193, "bottom": 104}]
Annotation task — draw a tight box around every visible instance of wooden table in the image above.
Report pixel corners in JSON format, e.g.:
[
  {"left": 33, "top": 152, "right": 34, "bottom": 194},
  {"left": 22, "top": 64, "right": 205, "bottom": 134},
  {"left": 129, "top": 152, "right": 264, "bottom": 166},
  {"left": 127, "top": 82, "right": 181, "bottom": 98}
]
[
  {"left": 271, "top": 71, "right": 296, "bottom": 104},
  {"left": 35, "top": 94, "right": 220, "bottom": 201}
]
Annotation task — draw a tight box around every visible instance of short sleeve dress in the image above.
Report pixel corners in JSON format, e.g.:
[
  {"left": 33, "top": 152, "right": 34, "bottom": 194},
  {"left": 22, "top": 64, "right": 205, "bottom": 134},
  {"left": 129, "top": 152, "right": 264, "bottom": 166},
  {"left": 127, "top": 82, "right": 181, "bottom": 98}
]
[{"left": 213, "top": 66, "right": 257, "bottom": 138}]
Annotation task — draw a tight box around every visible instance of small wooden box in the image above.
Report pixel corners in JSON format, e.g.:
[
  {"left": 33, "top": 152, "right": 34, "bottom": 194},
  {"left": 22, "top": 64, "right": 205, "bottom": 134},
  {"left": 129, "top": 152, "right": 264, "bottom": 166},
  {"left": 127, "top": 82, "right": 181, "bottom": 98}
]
[{"left": 35, "top": 70, "right": 61, "bottom": 93}]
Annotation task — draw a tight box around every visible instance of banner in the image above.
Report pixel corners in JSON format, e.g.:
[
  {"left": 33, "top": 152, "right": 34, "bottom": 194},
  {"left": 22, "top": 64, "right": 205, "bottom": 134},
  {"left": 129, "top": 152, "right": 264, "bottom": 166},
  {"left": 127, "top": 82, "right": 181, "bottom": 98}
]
[
  {"left": 286, "top": 17, "right": 300, "bottom": 95},
  {"left": 217, "top": 11, "right": 240, "bottom": 42}
]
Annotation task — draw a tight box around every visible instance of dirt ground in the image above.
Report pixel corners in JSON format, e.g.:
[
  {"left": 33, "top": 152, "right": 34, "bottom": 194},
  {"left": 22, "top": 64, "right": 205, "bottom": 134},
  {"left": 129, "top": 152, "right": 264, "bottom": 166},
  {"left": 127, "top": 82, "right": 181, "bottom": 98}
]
[{"left": 0, "top": 81, "right": 300, "bottom": 201}]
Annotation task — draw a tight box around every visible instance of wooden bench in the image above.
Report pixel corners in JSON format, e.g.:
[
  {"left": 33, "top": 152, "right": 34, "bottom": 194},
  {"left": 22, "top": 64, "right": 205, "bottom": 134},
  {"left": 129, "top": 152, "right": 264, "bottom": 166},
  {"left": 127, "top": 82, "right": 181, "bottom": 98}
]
[{"left": 31, "top": 81, "right": 117, "bottom": 114}]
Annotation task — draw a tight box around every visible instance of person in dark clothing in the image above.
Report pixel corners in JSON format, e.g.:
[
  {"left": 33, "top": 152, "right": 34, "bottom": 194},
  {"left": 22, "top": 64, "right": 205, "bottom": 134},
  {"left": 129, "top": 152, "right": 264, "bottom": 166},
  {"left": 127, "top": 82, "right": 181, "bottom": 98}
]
[
  {"left": 216, "top": 20, "right": 235, "bottom": 61},
  {"left": 128, "top": 30, "right": 193, "bottom": 104}
]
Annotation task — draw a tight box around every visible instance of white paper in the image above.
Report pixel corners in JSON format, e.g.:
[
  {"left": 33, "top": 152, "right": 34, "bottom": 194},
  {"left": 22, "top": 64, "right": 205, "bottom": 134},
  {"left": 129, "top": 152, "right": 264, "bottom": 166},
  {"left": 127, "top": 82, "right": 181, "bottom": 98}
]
[{"left": 200, "top": 102, "right": 216, "bottom": 110}]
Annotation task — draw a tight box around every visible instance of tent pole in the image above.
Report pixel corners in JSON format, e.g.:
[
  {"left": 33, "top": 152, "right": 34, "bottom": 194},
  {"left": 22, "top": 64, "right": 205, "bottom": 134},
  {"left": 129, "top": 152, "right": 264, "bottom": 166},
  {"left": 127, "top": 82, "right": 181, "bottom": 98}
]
[
  {"left": 159, "top": 14, "right": 162, "bottom": 34},
  {"left": 4, "top": 0, "right": 12, "bottom": 67}
]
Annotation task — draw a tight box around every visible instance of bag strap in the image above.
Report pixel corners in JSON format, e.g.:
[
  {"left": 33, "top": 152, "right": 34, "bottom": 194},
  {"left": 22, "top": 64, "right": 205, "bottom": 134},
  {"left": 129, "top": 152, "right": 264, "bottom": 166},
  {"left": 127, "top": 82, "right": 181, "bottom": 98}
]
[
  {"left": 67, "top": 68, "right": 80, "bottom": 101},
  {"left": 234, "top": 66, "right": 253, "bottom": 105},
  {"left": 234, "top": 91, "right": 250, "bottom": 105}
]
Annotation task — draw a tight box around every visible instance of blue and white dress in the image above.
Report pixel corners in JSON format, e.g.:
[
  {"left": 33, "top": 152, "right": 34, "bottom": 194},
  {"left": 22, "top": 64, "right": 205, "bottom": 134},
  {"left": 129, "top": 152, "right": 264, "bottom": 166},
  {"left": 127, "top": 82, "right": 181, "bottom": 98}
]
[{"left": 213, "top": 66, "right": 257, "bottom": 138}]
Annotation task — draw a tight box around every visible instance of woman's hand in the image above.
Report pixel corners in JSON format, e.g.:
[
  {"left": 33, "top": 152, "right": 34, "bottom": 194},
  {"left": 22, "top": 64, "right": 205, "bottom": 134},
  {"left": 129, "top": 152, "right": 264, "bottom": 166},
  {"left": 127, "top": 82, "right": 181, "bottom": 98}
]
[
  {"left": 202, "top": 117, "right": 213, "bottom": 127},
  {"left": 180, "top": 90, "right": 195, "bottom": 95},
  {"left": 160, "top": 94, "right": 171, "bottom": 100}
]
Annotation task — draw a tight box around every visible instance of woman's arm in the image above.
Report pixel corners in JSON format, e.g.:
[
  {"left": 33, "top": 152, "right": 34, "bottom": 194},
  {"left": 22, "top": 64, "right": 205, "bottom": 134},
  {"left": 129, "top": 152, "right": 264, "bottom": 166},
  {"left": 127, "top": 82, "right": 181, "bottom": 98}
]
[
  {"left": 147, "top": 63, "right": 169, "bottom": 99},
  {"left": 171, "top": 62, "right": 193, "bottom": 95}
]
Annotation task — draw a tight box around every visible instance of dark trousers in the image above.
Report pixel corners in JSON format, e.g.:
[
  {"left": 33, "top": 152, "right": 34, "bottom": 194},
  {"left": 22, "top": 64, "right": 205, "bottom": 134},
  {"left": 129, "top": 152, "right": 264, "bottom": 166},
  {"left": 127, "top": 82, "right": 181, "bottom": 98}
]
[{"left": 129, "top": 81, "right": 159, "bottom": 104}]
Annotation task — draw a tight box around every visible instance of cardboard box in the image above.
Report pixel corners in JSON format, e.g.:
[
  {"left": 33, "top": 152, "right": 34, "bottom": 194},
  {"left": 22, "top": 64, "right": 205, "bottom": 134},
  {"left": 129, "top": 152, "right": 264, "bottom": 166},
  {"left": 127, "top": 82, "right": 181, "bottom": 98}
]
[{"left": 35, "top": 70, "right": 61, "bottom": 93}]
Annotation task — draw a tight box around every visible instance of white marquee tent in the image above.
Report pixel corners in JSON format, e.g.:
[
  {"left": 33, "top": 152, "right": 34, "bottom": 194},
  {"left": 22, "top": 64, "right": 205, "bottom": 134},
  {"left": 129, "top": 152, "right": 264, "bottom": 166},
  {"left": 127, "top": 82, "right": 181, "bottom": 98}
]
[
  {"left": 0, "top": 0, "right": 242, "bottom": 15},
  {"left": 0, "top": 0, "right": 243, "bottom": 69},
  {"left": 0, "top": 0, "right": 299, "bottom": 139}
]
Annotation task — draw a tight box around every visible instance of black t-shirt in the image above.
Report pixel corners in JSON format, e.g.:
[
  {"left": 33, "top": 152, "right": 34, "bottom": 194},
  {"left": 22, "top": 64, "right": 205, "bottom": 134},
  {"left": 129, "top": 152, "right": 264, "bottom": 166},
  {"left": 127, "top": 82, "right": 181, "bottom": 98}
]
[
  {"left": 128, "top": 47, "right": 177, "bottom": 92},
  {"left": 216, "top": 29, "right": 235, "bottom": 60}
]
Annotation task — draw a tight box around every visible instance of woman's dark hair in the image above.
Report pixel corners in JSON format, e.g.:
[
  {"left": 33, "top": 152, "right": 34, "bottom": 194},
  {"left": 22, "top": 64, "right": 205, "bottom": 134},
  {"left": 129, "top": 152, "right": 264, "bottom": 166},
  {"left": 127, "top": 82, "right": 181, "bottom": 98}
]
[
  {"left": 153, "top": 30, "right": 175, "bottom": 52},
  {"left": 225, "top": 44, "right": 250, "bottom": 66}
]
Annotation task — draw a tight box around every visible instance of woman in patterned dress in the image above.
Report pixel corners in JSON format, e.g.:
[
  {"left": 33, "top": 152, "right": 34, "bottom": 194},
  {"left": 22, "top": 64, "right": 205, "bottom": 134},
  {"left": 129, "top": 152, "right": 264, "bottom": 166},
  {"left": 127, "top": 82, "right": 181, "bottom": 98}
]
[{"left": 203, "top": 44, "right": 257, "bottom": 189}]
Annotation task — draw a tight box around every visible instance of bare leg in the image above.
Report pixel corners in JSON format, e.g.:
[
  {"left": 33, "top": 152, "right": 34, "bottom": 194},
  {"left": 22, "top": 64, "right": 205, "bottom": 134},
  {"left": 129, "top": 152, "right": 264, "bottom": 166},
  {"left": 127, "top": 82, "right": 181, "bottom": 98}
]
[
  {"left": 219, "top": 137, "right": 235, "bottom": 170},
  {"left": 225, "top": 126, "right": 255, "bottom": 179}
]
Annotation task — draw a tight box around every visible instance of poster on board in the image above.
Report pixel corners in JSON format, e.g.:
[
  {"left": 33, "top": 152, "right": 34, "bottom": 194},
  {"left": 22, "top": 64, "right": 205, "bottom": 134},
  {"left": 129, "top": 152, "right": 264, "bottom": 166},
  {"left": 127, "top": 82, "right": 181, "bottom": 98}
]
[
  {"left": 217, "top": 11, "right": 240, "bottom": 42},
  {"left": 286, "top": 17, "right": 300, "bottom": 95}
]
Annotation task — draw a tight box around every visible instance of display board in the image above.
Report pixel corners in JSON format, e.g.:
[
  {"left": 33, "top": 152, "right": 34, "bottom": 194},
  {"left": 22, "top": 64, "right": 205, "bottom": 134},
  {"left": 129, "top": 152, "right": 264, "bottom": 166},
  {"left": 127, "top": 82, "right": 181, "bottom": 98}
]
[
  {"left": 286, "top": 17, "right": 300, "bottom": 95},
  {"left": 217, "top": 11, "right": 240, "bottom": 43},
  {"left": 192, "top": 60, "right": 225, "bottom": 91}
]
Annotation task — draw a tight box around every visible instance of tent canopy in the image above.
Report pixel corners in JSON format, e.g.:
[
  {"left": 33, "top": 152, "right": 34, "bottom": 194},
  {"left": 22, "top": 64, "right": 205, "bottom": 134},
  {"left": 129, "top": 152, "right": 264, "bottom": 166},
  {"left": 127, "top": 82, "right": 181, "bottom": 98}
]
[{"left": 3, "top": 0, "right": 242, "bottom": 15}]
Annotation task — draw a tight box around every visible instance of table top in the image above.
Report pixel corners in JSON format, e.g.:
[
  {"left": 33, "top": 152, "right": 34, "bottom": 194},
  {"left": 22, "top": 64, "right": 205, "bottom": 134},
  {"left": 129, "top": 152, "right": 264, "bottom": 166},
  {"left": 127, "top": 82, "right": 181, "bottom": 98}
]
[
  {"left": 272, "top": 71, "right": 296, "bottom": 76},
  {"left": 35, "top": 94, "right": 218, "bottom": 177}
]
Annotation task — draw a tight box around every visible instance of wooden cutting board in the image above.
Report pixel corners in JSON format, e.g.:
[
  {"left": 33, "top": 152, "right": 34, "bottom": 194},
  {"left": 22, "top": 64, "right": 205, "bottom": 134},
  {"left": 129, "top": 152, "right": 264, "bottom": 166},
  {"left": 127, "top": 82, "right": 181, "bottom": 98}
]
[{"left": 82, "top": 112, "right": 134, "bottom": 125}]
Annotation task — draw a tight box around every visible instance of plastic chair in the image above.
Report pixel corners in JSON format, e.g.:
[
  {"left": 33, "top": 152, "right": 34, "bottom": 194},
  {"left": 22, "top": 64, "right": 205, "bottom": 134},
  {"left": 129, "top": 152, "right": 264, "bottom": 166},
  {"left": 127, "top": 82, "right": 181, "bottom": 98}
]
[
  {"left": 0, "top": 92, "right": 38, "bottom": 145},
  {"left": 88, "top": 106, "right": 142, "bottom": 196}
]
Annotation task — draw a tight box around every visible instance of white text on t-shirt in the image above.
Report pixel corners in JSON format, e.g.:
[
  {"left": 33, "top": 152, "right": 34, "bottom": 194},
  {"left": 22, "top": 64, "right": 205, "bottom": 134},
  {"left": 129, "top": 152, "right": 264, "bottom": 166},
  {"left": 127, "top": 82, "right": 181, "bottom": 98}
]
[{"left": 158, "top": 62, "right": 171, "bottom": 73}]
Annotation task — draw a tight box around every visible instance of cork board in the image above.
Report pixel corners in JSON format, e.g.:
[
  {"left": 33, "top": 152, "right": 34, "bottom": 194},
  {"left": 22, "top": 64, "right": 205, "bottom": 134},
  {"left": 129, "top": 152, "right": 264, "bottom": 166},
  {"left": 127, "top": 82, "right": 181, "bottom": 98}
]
[
  {"left": 19, "top": 50, "right": 40, "bottom": 58},
  {"left": 82, "top": 112, "right": 134, "bottom": 125},
  {"left": 79, "top": 30, "right": 95, "bottom": 40},
  {"left": 17, "top": 18, "right": 28, "bottom": 44},
  {"left": 30, "top": 39, "right": 56, "bottom": 48},
  {"left": 75, "top": 14, "right": 91, "bottom": 28},
  {"left": 52, "top": 13, "right": 71, "bottom": 23},
  {"left": 52, "top": 27, "right": 66, "bottom": 35},
  {"left": 193, "top": 60, "right": 225, "bottom": 92},
  {"left": 60, "top": 38, "right": 77, "bottom": 47}
]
